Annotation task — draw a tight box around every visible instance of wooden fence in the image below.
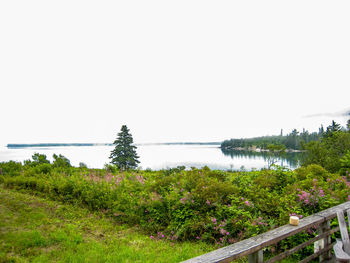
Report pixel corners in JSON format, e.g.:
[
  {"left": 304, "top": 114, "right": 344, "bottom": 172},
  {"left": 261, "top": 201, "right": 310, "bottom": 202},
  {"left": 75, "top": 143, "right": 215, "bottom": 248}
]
[{"left": 182, "top": 201, "right": 350, "bottom": 263}]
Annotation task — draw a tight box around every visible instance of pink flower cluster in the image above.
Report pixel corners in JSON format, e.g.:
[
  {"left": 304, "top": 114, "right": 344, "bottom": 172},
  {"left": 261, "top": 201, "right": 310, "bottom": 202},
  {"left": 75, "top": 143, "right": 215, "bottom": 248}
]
[
  {"left": 327, "top": 176, "right": 350, "bottom": 191},
  {"left": 341, "top": 176, "right": 350, "bottom": 188},
  {"left": 83, "top": 172, "right": 125, "bottom": 186},
  {"left": 150, "top": 231, "right": 178, "bottom": 241},
  {"left": 241, "top": 197, "right": 252, "bottom": 207},
  {"left": 180, "top": 192, "right": 194, "bottom": 204},
  {"left": 136, "top": 174, "right": 145, "bottom": 184},
  {"left": 113, "top": 174, "right": 124, "bottom": 185},
  {"left": 297, "top": 185, "right": 325, "bottom": 206},
  {"left": 251, "top": 217, "right": 268, "bottom": 227},
  {"left": 212, "top": 219, "right": 230, "bottom": 247},
  {"left": 297, "top": 190, "right": 310, "bottom": 204}
]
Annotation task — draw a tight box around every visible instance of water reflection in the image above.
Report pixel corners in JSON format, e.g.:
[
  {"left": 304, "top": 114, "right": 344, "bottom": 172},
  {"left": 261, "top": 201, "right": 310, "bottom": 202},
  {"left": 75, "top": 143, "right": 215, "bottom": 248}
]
[
  {"left": 0, "top": 145, "right": 303, "bottom": 170},
  {"left": 220, "top": 148, "right": 302, "bottom": 169}
]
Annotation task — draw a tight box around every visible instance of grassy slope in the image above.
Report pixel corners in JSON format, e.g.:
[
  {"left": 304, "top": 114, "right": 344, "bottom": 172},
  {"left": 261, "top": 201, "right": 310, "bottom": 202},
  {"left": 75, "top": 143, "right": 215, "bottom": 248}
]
[{"left": 0, "top": 187, "right": 214, "bottom": 263}]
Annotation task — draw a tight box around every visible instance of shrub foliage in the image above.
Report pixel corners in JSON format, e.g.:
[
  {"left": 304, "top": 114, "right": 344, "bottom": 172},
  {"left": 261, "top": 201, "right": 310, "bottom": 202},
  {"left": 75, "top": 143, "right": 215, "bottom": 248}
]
[{"left": 1, "top": 158, "right": 349, "bottom": 250}]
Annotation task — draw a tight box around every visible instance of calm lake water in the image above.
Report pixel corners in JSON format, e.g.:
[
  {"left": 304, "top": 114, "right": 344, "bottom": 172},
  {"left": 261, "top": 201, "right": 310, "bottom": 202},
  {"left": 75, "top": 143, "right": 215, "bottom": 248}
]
[{"left": 0, "top": 144, "right": 301, "bottom": 170}]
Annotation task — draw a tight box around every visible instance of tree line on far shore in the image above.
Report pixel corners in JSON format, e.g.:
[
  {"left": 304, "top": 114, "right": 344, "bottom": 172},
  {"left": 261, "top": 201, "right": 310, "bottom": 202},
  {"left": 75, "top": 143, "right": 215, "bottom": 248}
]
[
  {"left": 221, "top": 120, "right": 350, "bottom": 151},
  {"left": 221, "top": 120, "right": 350, "bottom": 174}
]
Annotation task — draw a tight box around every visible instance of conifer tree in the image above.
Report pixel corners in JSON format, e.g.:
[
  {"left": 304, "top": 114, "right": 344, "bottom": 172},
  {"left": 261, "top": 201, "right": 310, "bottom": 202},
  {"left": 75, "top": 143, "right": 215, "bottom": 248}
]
[{"left": 109, "top": 125, "right": 140, "bottom": 170}]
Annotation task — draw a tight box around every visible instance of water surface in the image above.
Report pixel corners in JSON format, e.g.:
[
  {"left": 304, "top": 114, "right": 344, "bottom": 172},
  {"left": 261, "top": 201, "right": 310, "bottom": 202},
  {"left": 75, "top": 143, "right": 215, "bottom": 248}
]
[{"left": 0, "top": 144, "right": 301, "bottom": 170}]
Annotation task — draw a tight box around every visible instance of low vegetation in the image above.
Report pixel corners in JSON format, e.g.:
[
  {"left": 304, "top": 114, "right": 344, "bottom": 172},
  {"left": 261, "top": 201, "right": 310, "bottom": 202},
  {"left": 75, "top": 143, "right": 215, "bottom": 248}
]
[
  {"left": 1, "top": 120, "right": 349, "bottom": 262},
  {"left": 0, "top": 186, "right": 213, "bottom": 262},
  {"left": 1, "top": 160, "right": 349, "bottom": 260}
]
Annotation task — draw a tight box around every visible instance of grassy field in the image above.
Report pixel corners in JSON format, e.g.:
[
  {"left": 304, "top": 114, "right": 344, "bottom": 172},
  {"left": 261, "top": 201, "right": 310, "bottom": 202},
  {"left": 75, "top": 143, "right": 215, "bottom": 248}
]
[{"left": 0, "top": 186, "right": 214, "bottom": 263}]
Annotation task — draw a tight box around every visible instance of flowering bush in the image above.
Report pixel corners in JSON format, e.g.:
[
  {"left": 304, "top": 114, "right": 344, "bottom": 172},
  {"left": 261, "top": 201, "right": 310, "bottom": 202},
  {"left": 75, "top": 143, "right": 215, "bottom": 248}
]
[{"left": 1, "top": 162, "right": 349, "bottom": 250}]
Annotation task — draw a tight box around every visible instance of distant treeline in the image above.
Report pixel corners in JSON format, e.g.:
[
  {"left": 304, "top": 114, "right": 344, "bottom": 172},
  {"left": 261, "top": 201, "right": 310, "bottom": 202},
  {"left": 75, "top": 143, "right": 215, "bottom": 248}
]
[
  {"left": 7, "top": 142, "right": 221, "bottom": 148},
  {"left": 221, "top": 125, "right": 331, "bottom": 150},
  {"left": 7, "top": 143, "right": 111, "bottom": 148}
]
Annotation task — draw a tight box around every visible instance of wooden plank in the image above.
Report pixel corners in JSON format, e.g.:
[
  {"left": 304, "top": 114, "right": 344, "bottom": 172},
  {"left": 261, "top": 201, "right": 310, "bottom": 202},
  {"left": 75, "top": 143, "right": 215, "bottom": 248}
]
[
  {"left": 333, "top": 238, "right": 350, "bottom": 262},
  {"left": 265, "top": 227, "right": 339, "bottom": 263},
  {"left": 337, "top": 211, "right": 350, "bottom": 255},
  {"left": 315, "top": 202, "right": 350, "bottom": 220},
  {"left": 248, "top": 250, "right": 263, "bottom": 263},
  {"left": 182, "top": 215, "right": 325, "bottom": 263},
  {"left": 318, "top": 220, "right": 332, "bottom": 262},
  {"left": 298, "top": 243, "right": 334, "bottom": 263},
  {"left": 182, "top": 202, "right": 350, "bottom": 263}
]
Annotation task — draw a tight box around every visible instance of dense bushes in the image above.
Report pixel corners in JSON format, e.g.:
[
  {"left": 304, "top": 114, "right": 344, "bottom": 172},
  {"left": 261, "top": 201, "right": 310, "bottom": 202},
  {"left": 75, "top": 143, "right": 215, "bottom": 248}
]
[
  {"left": 1, "top": 146, "right": 349, "bottom": 261},
  {"left": 302, "top": 132, "right": 350, "bottom": 173},
  {"left": 301, "top": 124, "right": 350, "bottom": 173},
  {"left": 0, "top": 161, "right": 22, "bottom": 177},
  {"left": 1, "top": 161, "right": 349, "bottom": 248}
]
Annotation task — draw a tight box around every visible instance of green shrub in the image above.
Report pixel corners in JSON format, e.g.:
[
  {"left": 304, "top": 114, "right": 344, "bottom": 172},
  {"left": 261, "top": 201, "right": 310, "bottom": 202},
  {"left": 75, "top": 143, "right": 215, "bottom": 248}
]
[
  {"left": 1, "top": 162, "right": 349, "bottom": 254},
  {"left": 0, "top": 161, "right": 22, "bottom": 176}
]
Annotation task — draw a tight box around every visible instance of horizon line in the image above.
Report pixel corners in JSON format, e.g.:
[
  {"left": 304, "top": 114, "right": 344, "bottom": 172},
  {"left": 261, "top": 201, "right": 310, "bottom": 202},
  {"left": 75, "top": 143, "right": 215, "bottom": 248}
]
[{"left": 5, "top": 142, "right": 222, "bottom": 148}]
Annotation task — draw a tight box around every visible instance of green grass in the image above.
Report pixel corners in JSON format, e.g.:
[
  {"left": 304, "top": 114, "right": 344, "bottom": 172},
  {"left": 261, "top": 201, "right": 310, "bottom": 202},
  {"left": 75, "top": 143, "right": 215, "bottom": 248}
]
[{"left": 0, "top": 187, "right": 214, "bottom": 263}]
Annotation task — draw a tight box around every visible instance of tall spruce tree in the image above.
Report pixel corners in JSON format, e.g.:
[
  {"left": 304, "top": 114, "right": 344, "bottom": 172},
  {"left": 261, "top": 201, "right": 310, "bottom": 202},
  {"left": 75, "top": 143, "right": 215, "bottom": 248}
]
[{"left": 109, "top": 125, "right": 140, "bottom": 170}]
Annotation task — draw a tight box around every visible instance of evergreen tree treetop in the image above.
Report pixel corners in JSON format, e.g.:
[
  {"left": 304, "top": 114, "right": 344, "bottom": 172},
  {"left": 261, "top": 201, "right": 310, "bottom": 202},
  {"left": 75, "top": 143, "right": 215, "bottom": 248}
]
[{"left": 109, "top": 125, "right": 140, "bottom": 170}]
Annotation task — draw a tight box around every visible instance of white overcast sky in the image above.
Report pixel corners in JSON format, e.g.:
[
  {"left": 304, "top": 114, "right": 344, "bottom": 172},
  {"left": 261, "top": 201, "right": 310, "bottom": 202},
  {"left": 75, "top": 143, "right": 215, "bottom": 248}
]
[{"left": 0, "top": 0, "right": 349, "bottom": 145}]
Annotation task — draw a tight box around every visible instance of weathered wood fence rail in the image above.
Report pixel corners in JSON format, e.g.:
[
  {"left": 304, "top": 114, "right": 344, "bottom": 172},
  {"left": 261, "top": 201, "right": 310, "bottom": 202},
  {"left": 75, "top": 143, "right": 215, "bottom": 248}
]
[{"left": 182, "top": 201, "right": 350, "bottom": 263}]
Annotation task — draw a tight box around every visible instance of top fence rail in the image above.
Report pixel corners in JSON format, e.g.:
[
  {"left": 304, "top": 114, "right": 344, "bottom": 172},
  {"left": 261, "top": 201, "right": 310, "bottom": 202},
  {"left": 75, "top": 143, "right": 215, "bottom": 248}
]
[{"left": 182, "top": 201, "right": 350, "bottom": 263}]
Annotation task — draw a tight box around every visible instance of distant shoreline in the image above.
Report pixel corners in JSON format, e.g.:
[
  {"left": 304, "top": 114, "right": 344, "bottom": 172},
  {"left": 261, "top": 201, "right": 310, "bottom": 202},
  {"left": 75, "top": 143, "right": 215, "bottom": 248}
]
[
  {"left": 6, "top": 143, "right": 110, "bottom": 148},
  {"left": 7, "top": 142, "right": 221, "bottom": 148},
  {"left": 221, "top": 146, "right": 304, "bottom": 153}
]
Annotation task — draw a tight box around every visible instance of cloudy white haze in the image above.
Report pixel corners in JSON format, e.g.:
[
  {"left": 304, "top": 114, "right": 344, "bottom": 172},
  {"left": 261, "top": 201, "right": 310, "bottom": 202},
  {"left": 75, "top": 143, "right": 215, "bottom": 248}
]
[{"left": 1, "top": 0, "right": 349, "bottom": 146}]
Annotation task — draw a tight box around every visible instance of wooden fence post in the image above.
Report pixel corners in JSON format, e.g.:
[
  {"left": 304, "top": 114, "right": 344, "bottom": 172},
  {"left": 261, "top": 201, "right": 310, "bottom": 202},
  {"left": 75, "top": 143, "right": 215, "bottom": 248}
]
[
  {"left": 317, "top": 220, "right": 332, "bottom": 262},
  {"left": 248, "top": 249, "right": 263, "bottom": 263}
]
